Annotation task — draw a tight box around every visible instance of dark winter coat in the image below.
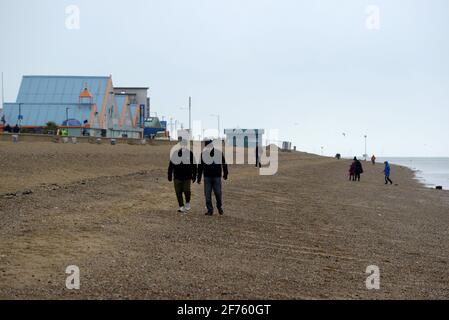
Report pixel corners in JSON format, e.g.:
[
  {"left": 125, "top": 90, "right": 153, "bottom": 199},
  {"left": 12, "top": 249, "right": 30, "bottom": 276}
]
[
  {"left": 349, "top": 163, "right": 356, "bottom": 175},
  {"left": 354, "top": 160, "right": 364, "bottom": 174},
  {"left": 168, "top": 149, "right": 197, "bottom": 181},
  {"left": 198, "top": 148, "right": 229, "bottom": 181}
]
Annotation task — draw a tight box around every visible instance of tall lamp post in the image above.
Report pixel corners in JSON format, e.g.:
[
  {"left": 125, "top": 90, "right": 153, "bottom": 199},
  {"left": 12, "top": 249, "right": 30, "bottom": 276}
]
[
  {"left": 188, "top": 96, "right": 192, "bottom": 133},
  {"left": 364, "top": 135, "right": 368, "bottom": 161},
  {"left": 18, "top": 103, "right": 23, "bottom": 127},
  {"left": 180, "top": 96, "right": 192, "bottom": 135},
  {"left": 210, "top": 114, "right": 220, "bottom": 139},
  {"left": 169, "top": 117, "right": 174, "bottom": 141}
]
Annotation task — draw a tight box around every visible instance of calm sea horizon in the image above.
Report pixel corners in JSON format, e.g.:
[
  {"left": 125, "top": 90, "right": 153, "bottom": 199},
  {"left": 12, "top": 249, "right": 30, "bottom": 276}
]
[{"left": 377, "top": 157, "right": 449, "bottom": 190}]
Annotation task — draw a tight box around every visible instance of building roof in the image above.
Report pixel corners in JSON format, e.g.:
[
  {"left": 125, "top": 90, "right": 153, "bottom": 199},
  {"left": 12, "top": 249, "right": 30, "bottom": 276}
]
[
  {"left": 2, "top": 75, "right": 111, "bottom": 127},
  {"left": 17, "top": 75, "right": 110, "bottom": 106}
]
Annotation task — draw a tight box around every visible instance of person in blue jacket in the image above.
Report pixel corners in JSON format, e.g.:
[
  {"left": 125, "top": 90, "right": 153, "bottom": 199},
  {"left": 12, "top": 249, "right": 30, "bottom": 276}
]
[{"left": 383, "top": 161, "right": 393, "bottom": 185}]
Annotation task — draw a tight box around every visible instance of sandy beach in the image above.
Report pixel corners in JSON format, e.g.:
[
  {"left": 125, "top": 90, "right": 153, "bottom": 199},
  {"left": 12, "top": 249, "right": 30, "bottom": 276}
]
[{"left": 0, "top": 141, "right": 448, "bottom": 299}]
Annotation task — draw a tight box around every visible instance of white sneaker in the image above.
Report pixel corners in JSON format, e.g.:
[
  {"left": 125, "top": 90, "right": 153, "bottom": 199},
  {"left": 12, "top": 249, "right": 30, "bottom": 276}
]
[
  {"left": 178, "top": 206, "right": 186, "bottom": 213},
  {"left": 185, "top": 203, "right": 191, "bottom": 211}
]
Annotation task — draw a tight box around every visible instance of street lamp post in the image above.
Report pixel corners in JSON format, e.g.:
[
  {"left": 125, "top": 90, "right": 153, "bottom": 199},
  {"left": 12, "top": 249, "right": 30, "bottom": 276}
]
[
  {"left": 169, "top": 117, "right": 174, "bottom": 141},
  {"left": 364, "top": 135, "right": 368, "bottom": 161},
  {"left": 18, "top": 103, "right": 23, "bottom": 127},
  {"left": 188, "top": 96, "right": 192, "bottom": 133},
  {"left": 180, "top": 96, "right": 192, "bottom": 135}
]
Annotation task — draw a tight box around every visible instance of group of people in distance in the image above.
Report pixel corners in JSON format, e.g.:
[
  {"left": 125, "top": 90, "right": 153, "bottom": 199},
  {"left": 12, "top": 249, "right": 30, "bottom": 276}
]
[
  {"left": 348, "top": 155, "right": 393, "bottom": 185},
  {"left": 2, "top": 124, "right": 20, "bottom": 133},
  {"left": 168, "top": 139, "right": 228, "bottom": 215}
]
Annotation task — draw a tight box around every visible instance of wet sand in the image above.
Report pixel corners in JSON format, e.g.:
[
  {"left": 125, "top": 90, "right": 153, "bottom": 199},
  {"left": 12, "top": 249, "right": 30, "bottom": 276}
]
[{"left": 0, "top": 141, "right": 448, "bottom": 299}]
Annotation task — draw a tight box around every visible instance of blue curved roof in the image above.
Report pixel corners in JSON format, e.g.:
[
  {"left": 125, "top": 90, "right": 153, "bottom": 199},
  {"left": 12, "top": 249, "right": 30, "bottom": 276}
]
[
  {"left": 17, "top": 75, "right": 109, "bottom": 106},
  {"left": 3, "top": 76, "right": 110, "bottom": 126}
]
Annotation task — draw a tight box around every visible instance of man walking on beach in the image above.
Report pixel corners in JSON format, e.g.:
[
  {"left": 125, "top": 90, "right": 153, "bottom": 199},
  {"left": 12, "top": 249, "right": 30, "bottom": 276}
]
[
  {"left": 384, "top": 161, "right": 393, "bottom": 185},
  {"left": 197, "top": 139, "right": 229, "bottom": 216},
  {"left": 353, "top": 157, "right": 364, "bottom": 181},
  {"left": 168, "top": 140, "right": 197, "bottom": 213},
  {"left": 255, "top": 144, "right": 262, "bottom": 168}
]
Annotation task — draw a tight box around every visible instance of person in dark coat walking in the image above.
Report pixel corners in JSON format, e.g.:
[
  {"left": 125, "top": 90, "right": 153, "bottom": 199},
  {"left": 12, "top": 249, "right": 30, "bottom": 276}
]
[
  {"left": 168, "top": 140, "right": 197, "bottom": 213},
  {"left": 349, "top": 162, "right": 356, "bottom": 181},
  {"left": 255, "top": 144, "right": 262, "bottom": 168},
  {"left": 352, "top": 157, "right": 364, "bottom": 181},
  {"left": 12, "top": 124, "right": 20, "bottom": 133},
  {"left": 4, "top": 124, "right": 12, "bottom": 133},
  {"left": 197, "top": 140, "right": 228, "bottom": 216}
]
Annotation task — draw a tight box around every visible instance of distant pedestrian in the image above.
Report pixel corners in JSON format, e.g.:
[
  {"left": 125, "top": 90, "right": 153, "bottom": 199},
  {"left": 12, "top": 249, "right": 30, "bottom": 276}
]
[
  {"left": 255, "top": 144, "right": 262, "bottom": 168},
  {"left": 353, "top": 157, "right": 364, "bottom": 182},
  {"left": 383, "top": 161, "right": 393, "bottom": 185},
  {"left": 371, "top": 155, "right": 376, "bottom": 165},
  {"left": 12, "top": 124, "right": 20, "bottom": 133},
  {"left": 197, "top": 140, "right": 228, "bottom": 216},
  {"left": 4, "top": 124, "right": 12, "bottom": 133},
  {"left": 349, "top": 162, "right": 355, "bottom": 181},
  {"left": 168, "top": 140, "right": 197, "bottom": 214}
]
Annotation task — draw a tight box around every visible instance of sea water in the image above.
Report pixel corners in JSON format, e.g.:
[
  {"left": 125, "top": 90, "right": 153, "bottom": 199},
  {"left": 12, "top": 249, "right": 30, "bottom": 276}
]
[{"left": 378, "top": 157, "right": 449, "bottom": 190}]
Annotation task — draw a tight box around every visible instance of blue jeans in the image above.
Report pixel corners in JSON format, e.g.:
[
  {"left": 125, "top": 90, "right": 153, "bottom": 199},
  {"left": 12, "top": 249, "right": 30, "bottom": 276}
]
[{"left": 204, "top": 177, "right": 222, "bottom": 213}]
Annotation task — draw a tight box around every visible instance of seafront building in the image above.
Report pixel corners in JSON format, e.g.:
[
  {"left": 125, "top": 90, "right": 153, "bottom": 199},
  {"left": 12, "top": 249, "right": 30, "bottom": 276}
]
[{"left": 2, "top": 75, "right": 149, "bottom": 138}]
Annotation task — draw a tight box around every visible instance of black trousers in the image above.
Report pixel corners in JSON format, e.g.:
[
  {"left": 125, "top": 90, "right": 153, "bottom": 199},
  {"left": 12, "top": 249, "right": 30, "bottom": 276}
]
[
  {"left": 174, "top": 179, "right": 191, "bottom": 207},
  {"left": 353, "top": 173, "right": 361, "bottom": 181},
  {"left": 385, "top": 176, "right": 393, "bottom": 184}
]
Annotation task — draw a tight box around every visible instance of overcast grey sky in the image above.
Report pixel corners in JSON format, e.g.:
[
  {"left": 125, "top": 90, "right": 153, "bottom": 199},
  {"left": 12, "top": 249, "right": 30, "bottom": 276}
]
[{"left": 1, "top": 0, "right": 448, "bottom": 156}]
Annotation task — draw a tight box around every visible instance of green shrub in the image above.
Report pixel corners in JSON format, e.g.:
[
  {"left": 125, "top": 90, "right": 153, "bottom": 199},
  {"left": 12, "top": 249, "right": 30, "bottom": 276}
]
[{"left": 44, "top": 121, "right": 58, "bottom": 135}]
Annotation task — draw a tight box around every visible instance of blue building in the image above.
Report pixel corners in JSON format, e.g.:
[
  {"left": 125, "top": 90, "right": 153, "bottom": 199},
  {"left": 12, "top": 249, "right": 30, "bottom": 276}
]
[{"left": 2, "top": 75, "right": 146, "bottom": 138}]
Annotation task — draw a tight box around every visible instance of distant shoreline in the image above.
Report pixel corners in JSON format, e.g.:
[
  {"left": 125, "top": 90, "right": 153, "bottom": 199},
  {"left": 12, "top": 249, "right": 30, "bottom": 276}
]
[{"left": 378, "top": 157, "right": 449, "bottom": 190}]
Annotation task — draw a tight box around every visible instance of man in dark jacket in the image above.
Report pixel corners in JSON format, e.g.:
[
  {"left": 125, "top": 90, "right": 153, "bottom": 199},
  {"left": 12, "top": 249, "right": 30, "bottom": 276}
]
[
  {"left": 197, "top": 140, "right": 228, "bottom": 216},
  {"left": 168, "top": 140, "right": 197, "bottom": 213},
  {"left": 353, "top": 157, "right": 364, "bottom": 182}
]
